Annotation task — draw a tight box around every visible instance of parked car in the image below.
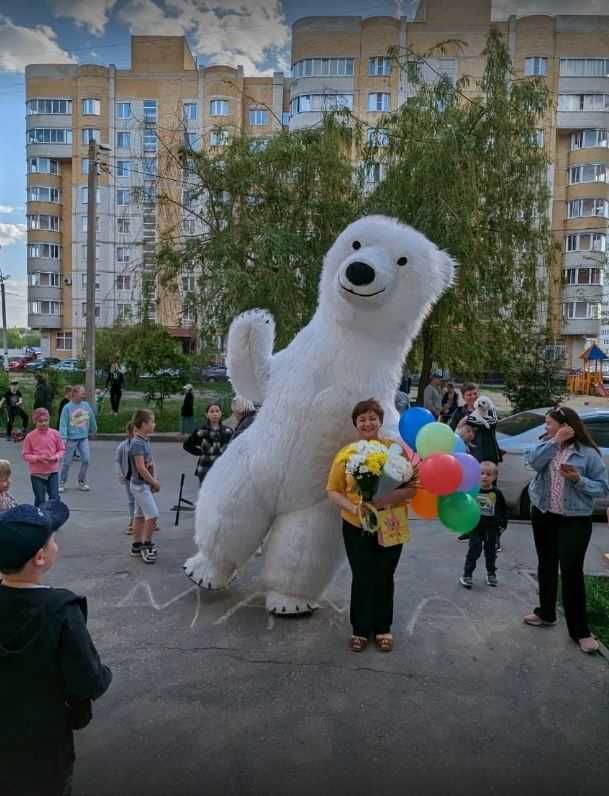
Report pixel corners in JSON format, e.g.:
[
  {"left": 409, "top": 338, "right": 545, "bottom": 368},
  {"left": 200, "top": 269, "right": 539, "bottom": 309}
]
[
  {"left": 202, "top": 365, "right": 228, "bottom": 382},
  {"left": 138, "top": 368, "right": 183, "bottom": 380},
  {"left": 51, "top": 359, "right": 83, "bottom": 372},
  {"left": 496, "top": 407, "right": 609, "bottom": 518},
  {"left": 8, "top": 357, "right": 28, "bottom": 371},
  {"left": 25, "top": 357, "right": 61, "bottom": 371}
]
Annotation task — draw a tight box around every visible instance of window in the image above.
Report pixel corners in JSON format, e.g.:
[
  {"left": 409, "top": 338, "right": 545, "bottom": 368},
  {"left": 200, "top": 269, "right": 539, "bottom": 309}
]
[
  {"left": 116, "top": 160, "right": 131, "bottom": 178},
  {"left": 30, "top": 300, "right": 62, "bottom": 315},
  {"left": 558, "top": 95, "right": 609, "bottom": 112},
  {"left": 116, "top": 102, "right": 131, "bottom": 119},
  {"left": 116, "top": 247, "right": 130, "bottom": 263},
  {"left": 116, "top": 131, "right": 130, "bottom": 149},
  {"left": 524, "top": 57, "right": 548, "bottom": 76},
  {"left": 183, "top": 102, "right": 197, "bottom": 121},
  {"left": 142, "top": 181, "right": 156, "bottom": 203},
  {"left": 566, "top": 233, "right": 606, "bottom": 253},
  {"left": 143, "top": 100, "right": 157, "bottom": 122},
  {"left": 181, "top": 274, "right": 196, "bottom": 292},
  {"left": 562, "top": 301, "right": 601, "bottom": 320},
  {"left": 81, "top": 303, "right": 100, "bottom": 319},
  {"left": 569, "top": 164, "right": 607, "bottom": 184},
  {"left": 27, "top": 214, "right": 60, "bottom": 232},
  {"left": 291, "top": 94, "right": 353, "bottom": 114},
  {"left": 142, "top": 157, "right": 156, "bottom": 177},
  {"left": 282, "top": 111, "right": 290, "bottom": 127},
  {"left": 116, "top": 275, "right": 131, "bottom": 290},
  {"left": 81, "top": 216, "right": 100, "bottom": 233},
  {"left": 182, "top": 304, "right": 195, "bottom": 323},
  {"left": 81, "top": 158, "right": 90, "bottom": 175},
  {"left": 369, "top": 56, "right": 392, "bottom": 76},
  {"left": 81, "top": 128, "right": 100, "bottom": 144},
  {"left": 367, "top": 128, "right": 389, "bottom": 146},
  {"left": 30, "top": 271, "right": 60, "bottom": 287},
  {"left": 583, "top": 420, "right": 609, "bottom": 449},
  {"left": 249, "top": 108, "right": 268, "bottom": 126},
  {"left": 366, "top": 162, "right": 385, "bottom": 184},
  {"left": 28, "top": 186, "right": 61, "bottom": 202},
  {"left": 28, "top": 243, "right": 60, "bottom": 259},
  {"left": 81, "top": 98, "right": 100, "bottom": 115},
  {"left": 117, "top": 189, "right": 130, "bottom": 206},
  {"left": 117, "top": 304, "right": 132, "bottom": 321},
  {"left": 368, "top": 93, "right": 391, "bottom": 112},
  {"left": 292, "top": 58, "right": 353, "bottom": 78},
  {"left": 27, "top": 128, "right": 72, "bottom": 144},
  {"left": 568, "top": 199, "right": 609, "bottom": 219},
  {"left": 533, "top": 129, "right": 544, "bottom": 147},
  {"left": 563, "top": 267, "right": 602, "bottom": 285},
  {"left": 56, "top": 332, "right": 73, "bottom": 351},
  {"left": 210, "top": 129, "right": 229, "bottom": 146},
  {"left": 80, "top": 187, "right": 100, "bottom": 203},
  {"left": 570, "top": 130, "right": 609, "bottom": 150},
  {"left": 249, "top": 138, "right": 268, "bottom": 152},
  {"left": 81, "top": 244, "right": 100, "bottom": 260},
  {"left": 560, "top": 58, "right": 609, "bottom": 77},
  {"left": 26, "top": 98, "right": 71, "bottom": 115},
  {"left": 80, "top": 274, "right": 100, "bottom": 290},
  {"left": 184, "top": 132, "right": 199, "bottom": 150},
  {"left": 28, "top": 157, "right": 60, "bottom": 175},
  {"left": 292, "top": 95, "right": 311, "bottom": 113},
  {"left": 182, "top": 218, "right": 195, "bottom": 235},
  {"left": 143, "top": 129, "right": 157, "bottom": 152},
  {"left": 209, "top": 99, "right": 230, "bottom": 116},
  {"left": 117, "top": 217, "right": 130, "bottom": 234}
]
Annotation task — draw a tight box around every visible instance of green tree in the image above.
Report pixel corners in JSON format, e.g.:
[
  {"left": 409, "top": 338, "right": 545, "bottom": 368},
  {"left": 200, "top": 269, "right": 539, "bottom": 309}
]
[
  {"left": 156, "top": 114, "right": 363, "bottom": 349},
  {"left": 364, "top": 28, "right": 556, "bottom": 400},
  {"left": 504, "top": 333, "right": 566, "bottom": 412}
]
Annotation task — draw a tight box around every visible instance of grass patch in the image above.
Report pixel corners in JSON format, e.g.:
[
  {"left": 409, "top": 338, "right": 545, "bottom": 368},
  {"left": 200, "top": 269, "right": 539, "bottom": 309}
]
[
  {"left": 0, "top": 374, "right": 233, "bottom": 434},
  {"left": 585, "top": 575, "right": 609, "bottom": 649}
]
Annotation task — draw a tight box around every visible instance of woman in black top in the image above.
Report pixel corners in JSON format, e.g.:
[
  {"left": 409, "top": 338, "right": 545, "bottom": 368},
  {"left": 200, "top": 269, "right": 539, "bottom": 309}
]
[
  {"left": 105, "top": 361, "right": 125, "bottom": 415},
  {"left": 180, "top": 384, "right": 195, "bottom": 435},
  {"left": 183, "top": 403, "right": 233, "bottom": 483}
]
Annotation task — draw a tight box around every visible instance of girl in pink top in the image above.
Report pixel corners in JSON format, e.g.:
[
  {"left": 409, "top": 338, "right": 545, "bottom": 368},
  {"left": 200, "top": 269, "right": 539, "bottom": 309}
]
[{"left": 22, "top": 408, "right": 66, "bottom": 506}]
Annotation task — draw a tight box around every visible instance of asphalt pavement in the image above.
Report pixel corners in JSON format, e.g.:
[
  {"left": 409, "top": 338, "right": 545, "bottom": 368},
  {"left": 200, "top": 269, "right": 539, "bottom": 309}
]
[{"left": 2, "top": 438, "right": 609, "bottom": 796}]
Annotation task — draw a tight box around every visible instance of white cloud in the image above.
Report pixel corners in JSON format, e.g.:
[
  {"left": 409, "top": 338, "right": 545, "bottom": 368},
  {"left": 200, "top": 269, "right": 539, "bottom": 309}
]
[
  {"left": 0, "top": 205, "right": 23, "bottom": 214},
  {"left": 5, "top": 280, "right": 27, "bottom": 328},
  {"left": 0, "top": 223, "right": 26, "bottom": 247},
  {"left": 50, "top": 0, "right": 118, "bottom": 36},
  {"left": 492, "top": 1, "right": 609, "bottom": 18},
  {"left": 118, "top": 0, "right": 290, "bottom": 75},
  {"left": 0, "top": 15, "right": 76, "bottom": 73}
]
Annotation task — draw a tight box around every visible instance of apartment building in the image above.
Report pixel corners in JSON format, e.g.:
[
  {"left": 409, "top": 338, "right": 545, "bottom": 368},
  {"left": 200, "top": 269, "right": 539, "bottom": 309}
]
[{"left": 25, "top": 1, "right": 609, "bottom": 366}]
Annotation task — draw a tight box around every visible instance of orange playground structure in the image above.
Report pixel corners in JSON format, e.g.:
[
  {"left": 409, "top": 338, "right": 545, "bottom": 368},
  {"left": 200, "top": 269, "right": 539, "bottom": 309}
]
[{"left": 566, "top": 344, "right": 609, "bottom": 396}]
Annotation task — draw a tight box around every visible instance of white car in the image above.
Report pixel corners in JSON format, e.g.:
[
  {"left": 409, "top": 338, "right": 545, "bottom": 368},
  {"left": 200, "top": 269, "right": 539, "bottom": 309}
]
[{"left": 496, "top": 407, "right": 609, "bottom": 518}]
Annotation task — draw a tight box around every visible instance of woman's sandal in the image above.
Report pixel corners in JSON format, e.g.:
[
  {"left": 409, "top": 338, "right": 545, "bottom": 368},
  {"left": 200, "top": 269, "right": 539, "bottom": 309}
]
[
  {"left": 375, "top": 635, "right": 394, "bottom": 652},
  {"left": 349, "top": 636, "right": 368, "bottom": 652}
]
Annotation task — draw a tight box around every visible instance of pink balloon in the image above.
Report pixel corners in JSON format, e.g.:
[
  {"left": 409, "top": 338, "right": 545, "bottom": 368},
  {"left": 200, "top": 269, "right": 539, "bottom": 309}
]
[
  {"left": 419, "top": 453, "right": 463, "bottom": 496},
  {"left": 454, "top": 453, "right": 481, "bottom": 492}
]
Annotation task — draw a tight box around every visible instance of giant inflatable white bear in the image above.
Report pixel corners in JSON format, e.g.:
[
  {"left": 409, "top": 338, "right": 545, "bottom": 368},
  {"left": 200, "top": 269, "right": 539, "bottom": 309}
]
[{"left": 184, "top": 216, "right": 455, "bottom": 614}]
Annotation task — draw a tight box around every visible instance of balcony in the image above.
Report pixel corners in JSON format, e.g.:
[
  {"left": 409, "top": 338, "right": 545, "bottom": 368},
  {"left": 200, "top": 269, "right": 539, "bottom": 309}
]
[
  {"left": 560, "top": 317, "right": 601, "bottom": 336},
  {"left": 28, "top": 312, "right": 62, "bottom": 330}
]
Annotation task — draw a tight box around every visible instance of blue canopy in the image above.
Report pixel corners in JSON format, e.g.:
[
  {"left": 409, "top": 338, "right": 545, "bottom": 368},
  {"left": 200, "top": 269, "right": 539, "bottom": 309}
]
[{"left": 581, "top": 344, "right": 609, "bottom": 361}]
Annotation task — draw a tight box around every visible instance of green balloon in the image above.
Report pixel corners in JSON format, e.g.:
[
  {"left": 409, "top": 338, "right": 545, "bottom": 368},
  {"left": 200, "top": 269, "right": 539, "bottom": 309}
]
[
  {"left": 467, "top": 484, "right": 480, "bottom": 497},
  {"left": 438, "top": 492, "right": 481, "bottom": 534},
  {"left": 415, "top": 422, "right": 457, "bottom": 459}
]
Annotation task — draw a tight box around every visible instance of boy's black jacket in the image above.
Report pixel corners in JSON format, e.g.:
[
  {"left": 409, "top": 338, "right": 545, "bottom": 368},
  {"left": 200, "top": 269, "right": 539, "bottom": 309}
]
[{"left": 0, "top": 585, "right": 112, "bottom": 787}]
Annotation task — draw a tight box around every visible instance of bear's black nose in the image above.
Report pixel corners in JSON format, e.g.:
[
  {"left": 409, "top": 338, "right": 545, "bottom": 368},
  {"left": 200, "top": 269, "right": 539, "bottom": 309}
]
[{"left": 345, "top": 261, "right": 375, "bottom": 286}]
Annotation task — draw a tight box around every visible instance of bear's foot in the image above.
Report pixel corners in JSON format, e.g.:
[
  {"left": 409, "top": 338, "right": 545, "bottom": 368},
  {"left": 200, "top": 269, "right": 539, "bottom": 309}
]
[
  {"left": 183, "top": 552, "right": 237, "bottom": 590},
  {"left": 265, "top": 590, "right": 319, "bottom": 616}
]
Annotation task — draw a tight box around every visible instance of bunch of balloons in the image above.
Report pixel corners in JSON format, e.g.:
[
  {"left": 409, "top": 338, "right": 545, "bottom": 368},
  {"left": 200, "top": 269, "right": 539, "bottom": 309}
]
[{"left": 399, "top": 407, "right": 481, "bottom": 534}]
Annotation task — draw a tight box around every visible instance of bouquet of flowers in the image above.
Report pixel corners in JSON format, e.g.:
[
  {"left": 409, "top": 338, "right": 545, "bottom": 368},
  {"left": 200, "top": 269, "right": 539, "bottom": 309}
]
[{"left": 339, "top": 441, "right": 415, "bottom": 532}]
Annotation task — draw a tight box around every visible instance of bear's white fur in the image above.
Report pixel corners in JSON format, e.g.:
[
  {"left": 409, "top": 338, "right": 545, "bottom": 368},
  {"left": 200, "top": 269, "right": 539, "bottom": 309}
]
[{"left": 184, "top": 216, "right": 455, "bottom": 614}]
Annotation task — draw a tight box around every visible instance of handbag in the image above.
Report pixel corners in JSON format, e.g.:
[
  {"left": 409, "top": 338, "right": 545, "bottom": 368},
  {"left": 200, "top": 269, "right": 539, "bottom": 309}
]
[{"left": 376, "top": 506, "right": 410, "bottom": 547}]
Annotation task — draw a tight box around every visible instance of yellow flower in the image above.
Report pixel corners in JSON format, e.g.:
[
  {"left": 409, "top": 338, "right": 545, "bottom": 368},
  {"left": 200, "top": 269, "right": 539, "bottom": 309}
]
[{"left": 366, "top": 450, "right": 388, "bottom": 476}]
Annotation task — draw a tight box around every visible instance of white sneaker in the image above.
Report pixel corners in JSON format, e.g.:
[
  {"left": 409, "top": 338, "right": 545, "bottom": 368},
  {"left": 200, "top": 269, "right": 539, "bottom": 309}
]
[
  {"left": 78, "top": 481, "right": 90, "bottom": 492},
  {"left": 59, "top": 482, "right": 65, "bottom": 493}
]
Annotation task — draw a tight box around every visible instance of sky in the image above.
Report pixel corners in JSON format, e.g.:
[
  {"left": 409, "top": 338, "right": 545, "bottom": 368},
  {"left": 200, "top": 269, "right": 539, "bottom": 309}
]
[{"left": 0, "top": 0, "right": 606, "bottom": 326}]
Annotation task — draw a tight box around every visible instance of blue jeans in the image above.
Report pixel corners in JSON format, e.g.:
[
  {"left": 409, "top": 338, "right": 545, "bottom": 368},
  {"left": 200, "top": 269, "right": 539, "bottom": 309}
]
[
  {"left": 60, "top": 438, "right": 90, "bottom": 483},
  {"left": 31, "top": 472, "right": 60, "bottom": 506},
  {"left": 124, "top": 480, "right": 135, "bottom": 523}
]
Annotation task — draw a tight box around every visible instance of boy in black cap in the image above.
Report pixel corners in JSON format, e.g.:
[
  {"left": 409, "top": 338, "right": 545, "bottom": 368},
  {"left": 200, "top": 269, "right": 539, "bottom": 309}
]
[{"left": 0, "top": 501, "right": 112, "bottom": 796}]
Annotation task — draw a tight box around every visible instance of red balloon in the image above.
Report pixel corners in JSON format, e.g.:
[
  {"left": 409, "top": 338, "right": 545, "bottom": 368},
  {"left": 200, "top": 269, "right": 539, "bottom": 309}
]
[{"left": 419, "top": 453, "right": 463, "bottom": 496}]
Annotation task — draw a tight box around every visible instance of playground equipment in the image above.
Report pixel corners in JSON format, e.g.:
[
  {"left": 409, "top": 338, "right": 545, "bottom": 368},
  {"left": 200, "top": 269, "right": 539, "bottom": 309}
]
[{"left": 566, "top": 344, "right": 609, "bottom": 396}]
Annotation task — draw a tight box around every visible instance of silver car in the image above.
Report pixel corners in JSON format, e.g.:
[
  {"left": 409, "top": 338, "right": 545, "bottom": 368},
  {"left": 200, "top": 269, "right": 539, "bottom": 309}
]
[{"left": 496, "top": 407, "right": 609, "bottom": 518}]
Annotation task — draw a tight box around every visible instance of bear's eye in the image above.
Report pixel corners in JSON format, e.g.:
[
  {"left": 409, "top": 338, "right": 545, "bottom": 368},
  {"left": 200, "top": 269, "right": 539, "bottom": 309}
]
[
  {"left": 397, "top": 256, "right": 408, "bottom": 266},
  {"left": 352, "top": 241, "right": 361, "bottom": 250}
]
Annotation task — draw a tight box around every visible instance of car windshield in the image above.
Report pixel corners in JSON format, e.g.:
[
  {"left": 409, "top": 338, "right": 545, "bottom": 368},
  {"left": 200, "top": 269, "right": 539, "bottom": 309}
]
[{"left": 496, "top": 412, "right": 543, "bottom": 437}]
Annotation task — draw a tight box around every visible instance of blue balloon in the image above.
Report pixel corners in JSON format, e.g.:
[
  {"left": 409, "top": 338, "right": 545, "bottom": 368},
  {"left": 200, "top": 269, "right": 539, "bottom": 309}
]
[
  {"left": 399, "top": 407, "right": 435, "bottom": 449},
  {"left": 454, "top": 435, "right": 466, "bottom": 454}
]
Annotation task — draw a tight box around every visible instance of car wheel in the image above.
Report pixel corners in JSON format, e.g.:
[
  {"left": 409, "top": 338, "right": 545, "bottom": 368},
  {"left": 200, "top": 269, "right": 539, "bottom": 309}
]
[{"left": 519, "top": 489, "right": 531, "bottom": 521}]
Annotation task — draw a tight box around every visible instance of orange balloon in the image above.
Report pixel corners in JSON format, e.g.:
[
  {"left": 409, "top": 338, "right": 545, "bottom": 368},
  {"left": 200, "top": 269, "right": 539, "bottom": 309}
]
[{"left": 412, "top": 488, "right": 438, "bottom": 520}]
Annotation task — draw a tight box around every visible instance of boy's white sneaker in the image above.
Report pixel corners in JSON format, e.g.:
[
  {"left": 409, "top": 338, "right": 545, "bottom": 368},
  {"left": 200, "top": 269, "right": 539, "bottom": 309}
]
[
  {"left": 78, "top": 481, "right": 90, "bottom": 492},
  {"left": 58, "top": 482, "right": 66, "bottom": 493}
]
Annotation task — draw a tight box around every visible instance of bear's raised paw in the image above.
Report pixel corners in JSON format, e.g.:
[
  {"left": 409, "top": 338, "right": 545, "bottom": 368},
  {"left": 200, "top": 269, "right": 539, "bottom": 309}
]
[{"left": 183, "top": 553, "right": 237, "bottom": 590}]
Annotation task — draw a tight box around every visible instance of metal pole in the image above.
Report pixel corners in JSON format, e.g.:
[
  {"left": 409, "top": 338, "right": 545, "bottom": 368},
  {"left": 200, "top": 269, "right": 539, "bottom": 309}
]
[
  {"left": 85, "top": 139, "right": 97, "bottom": 404},
  {"left": 0, "top": 271, "right": 8, "bottom": 371}
]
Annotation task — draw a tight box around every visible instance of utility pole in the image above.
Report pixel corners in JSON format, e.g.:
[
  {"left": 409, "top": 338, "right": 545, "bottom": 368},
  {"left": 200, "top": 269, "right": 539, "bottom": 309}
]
[
  {"left": 0, "top": 266, "right": 9, "bottom": 372},
  {"left": 85, "top": 139, "right": 98, "bottom": 404}
]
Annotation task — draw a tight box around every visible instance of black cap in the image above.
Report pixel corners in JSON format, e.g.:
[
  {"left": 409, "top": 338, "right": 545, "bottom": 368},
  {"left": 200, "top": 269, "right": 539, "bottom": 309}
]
[{"left": 0, "top": 501, "right": 69, "bottom": 571}]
